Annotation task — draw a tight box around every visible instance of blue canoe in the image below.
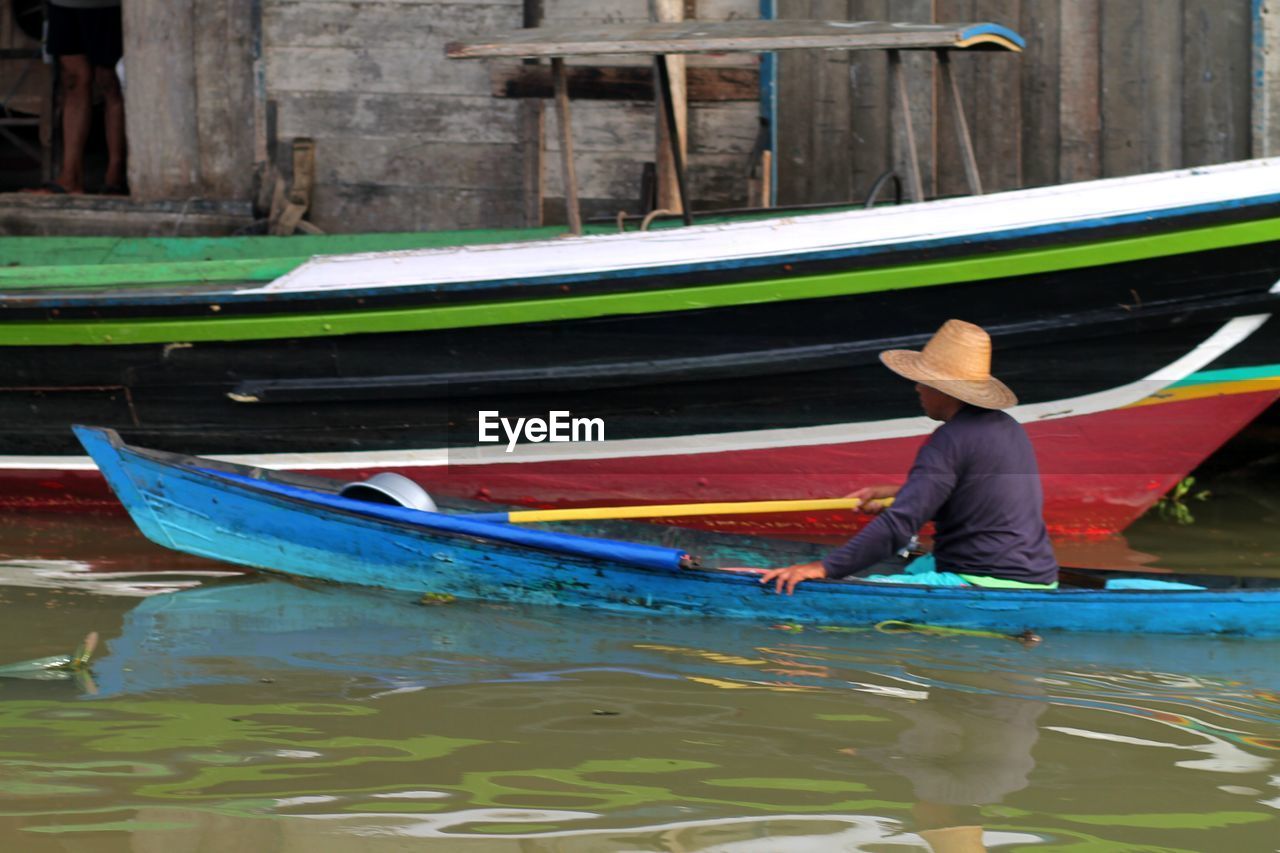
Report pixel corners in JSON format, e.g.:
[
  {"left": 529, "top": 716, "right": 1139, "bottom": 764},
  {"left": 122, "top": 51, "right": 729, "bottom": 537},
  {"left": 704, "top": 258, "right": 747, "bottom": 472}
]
[{"left": 75, "top": 426, "right": 1280, "bottom": 637}]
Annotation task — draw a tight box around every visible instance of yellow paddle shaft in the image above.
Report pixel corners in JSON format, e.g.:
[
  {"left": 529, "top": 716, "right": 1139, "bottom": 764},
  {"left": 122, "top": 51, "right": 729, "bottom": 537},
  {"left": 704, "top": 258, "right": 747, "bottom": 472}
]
[{"left": 504, "top": 497, "right": 893, "bottom": 523}]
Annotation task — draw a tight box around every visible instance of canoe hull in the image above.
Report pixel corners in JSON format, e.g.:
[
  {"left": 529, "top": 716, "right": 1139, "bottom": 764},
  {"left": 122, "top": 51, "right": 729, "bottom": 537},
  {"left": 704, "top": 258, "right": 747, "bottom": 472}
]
[{"left": 74, "top": 426, "right": 1280, "bottom": 636}]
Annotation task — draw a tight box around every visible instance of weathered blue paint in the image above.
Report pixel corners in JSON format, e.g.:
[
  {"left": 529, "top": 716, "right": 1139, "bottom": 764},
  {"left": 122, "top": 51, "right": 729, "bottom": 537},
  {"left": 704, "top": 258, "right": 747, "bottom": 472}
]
[
  {"left": 957, "top": 23, "right": 1026, "bottom": 50},
  {"left": 75, "top": 426, "right": 1280, "bottom": 637},
  {"left": 196, "top": 468, "right": 687, "bottom": 573}
]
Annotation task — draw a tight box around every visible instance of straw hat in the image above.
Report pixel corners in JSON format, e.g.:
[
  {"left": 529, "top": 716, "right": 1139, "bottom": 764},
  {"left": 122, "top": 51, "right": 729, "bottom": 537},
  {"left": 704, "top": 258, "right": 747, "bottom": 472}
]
[{"left": 879, "top": 319, "right": 1018, "bottom": 410}]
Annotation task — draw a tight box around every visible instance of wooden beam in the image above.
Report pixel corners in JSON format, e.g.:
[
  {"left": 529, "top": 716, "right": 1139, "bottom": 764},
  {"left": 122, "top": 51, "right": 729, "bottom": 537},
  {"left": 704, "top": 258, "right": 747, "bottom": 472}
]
[
  {"left": 655, "top": 54, "right": 693, "bottom": 224},
  {"left": 653, "top": 0, "right": 688, "bottom": 215},
  {"left": 1253, "top": 0, "right": 1280, "bottom": 156},
  {"left": 551, "top": 57, "right": 582, "bottom": 234},
  {"left": 938, "top": 52, "right": 982, "bottom": 195},
  {"left": 521, "top": 0, "right": 545, "bottom": 229},
  {"left": 447, "top": 20, "right": 1026, "bottom": 59},
  {"left": 490, "top": 63, "right": 759, "bottom": 101},
  {"left": 888, "top": 50, "right": 924, "bottom": 203},
  {"left": 521, "top": 100, "right": 544, "bottom": 227}
]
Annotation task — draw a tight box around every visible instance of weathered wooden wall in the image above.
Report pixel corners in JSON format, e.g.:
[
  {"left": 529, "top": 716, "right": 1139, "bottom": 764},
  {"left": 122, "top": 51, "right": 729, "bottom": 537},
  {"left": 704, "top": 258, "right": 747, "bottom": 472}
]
[
  {"left": 262, "top": 0, "right": 757, "bottom": 231},
  {"left": 264, "top": 0, "right": 525, "bottom": 232},
  {"left": 99, "top": 0, "right": 1270, "bottom": 231},
  {"left": 776, "top": 0, "right": 1254, "bottom": 205},
  {"left": 123, "top": 0, "right": 256, "bottom": 202}
]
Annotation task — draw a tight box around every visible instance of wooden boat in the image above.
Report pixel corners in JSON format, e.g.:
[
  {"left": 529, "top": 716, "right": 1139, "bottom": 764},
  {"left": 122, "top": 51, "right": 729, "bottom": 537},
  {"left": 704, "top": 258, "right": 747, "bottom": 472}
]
[
  {"left": 74, "top": 425, "right": 1280, "bottom": 636},
  {"left": 4, "top": 156, "right": 1279, "bottom": 543},
  {"left": 3, "top": 22, "right": 1278, "bottom": 544}
]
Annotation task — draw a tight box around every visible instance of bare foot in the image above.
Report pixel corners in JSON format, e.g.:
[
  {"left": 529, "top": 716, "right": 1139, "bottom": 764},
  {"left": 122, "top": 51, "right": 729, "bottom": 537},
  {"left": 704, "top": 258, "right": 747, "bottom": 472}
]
[{"left": 21, "top": 181, "right": 83, "bottom": 195}]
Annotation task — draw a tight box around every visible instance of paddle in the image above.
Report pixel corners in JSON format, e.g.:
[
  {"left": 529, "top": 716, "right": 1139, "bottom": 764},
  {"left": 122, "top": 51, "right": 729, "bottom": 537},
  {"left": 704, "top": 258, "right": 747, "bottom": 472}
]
[{"left": 470, "top": 497, "right": 892, "bottom": 524}]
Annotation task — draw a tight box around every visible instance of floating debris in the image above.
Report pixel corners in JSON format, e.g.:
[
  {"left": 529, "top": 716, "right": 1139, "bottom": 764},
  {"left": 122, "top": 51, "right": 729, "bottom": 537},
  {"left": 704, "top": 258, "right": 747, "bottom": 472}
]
[{"left": 0, "top": 631, "right": 99, "bottom": 693}]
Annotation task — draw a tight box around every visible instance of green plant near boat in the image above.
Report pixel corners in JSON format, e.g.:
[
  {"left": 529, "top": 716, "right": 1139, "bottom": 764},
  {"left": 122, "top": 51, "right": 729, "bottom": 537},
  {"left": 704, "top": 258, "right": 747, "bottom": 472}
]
[{"left": 1155, "top": 477, "right": 1212, "bottom": 525}]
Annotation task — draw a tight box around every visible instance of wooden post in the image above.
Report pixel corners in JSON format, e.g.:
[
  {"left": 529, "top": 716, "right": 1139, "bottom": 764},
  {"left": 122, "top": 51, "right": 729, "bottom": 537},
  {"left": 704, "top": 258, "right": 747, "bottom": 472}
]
[
  {"left": 552, "top": 57, "right": 582, "bottom": 235},
  {"left": 521, "top": 101, "right": 545, "bottom": 227},
  {"left": 938, "top": 52, "right": 982, "bottom": 196},
  {"left": 652, "top": 0, "right": 687, "bottom": 214},
  {"left": 655, "top": 54, "right": 694, "bottom": 225},
  {"left": 1253, "top": 0, "right": 1280, "bottom": 157},
  {"left": 521, "top": 0, "right": 545, "bottom": 227},
  {"left": 760, "top": 149, "right": 772, "bottom": 207},
  {"left": 124, "top": 0, "right": 254, "bottom": 201},
  {"left": 888, "top": 50, "right": 924, "bottom": 203},
  {"left": 123, "top": 0, "right": 199, "bottom": 199}
]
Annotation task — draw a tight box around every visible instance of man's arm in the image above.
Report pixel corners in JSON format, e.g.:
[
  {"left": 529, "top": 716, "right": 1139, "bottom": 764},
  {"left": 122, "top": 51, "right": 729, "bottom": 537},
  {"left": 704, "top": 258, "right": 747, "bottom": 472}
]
[{"left": 822, "top": 437, "right": 959, "bottom": 579}]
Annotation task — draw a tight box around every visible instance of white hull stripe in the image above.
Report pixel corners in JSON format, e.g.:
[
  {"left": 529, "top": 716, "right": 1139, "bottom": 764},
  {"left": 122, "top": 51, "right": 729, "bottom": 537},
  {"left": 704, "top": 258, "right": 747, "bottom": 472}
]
[
  {"left": 254, "top": 158, "right": 1280, "bottom": 294},
  {"left": 6, "top": 315, "right": 1270, "bottom": 473}
]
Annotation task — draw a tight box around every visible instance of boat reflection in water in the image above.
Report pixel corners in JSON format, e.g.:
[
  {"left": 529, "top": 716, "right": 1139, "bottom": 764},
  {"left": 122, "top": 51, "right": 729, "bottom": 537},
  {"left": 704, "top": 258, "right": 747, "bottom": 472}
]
[{"left": 2, "top": 576, "right": 1248, "bottom": 850}]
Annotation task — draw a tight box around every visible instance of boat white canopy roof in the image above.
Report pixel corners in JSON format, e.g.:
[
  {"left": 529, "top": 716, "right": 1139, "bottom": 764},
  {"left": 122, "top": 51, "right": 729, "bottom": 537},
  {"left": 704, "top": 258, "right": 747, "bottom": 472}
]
[{"left": 445, "top": 20, "right": 1024, "bottom": 59}]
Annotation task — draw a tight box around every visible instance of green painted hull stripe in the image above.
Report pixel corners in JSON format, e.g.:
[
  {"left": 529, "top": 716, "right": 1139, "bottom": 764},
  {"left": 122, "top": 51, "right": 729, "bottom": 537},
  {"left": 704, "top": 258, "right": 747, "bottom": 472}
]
[
  {"left": 4, "top": 217, "right": 1278, "bottom": 346},
  {"left": 0, "top": 211, "right": 793, "bottom": 289},
  {"left": 1175, "top": 364, "right": 1280, "bottom": 386},
  {"left": 0, "top": 226, "right": 606, "bottom": 289}
]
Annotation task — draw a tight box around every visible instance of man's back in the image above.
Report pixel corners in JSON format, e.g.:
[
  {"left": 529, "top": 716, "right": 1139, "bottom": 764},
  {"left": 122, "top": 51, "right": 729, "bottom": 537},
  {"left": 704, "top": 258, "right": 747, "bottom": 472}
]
[{"left": 928, "top": 407, "right": 1057, "bottom": 583}]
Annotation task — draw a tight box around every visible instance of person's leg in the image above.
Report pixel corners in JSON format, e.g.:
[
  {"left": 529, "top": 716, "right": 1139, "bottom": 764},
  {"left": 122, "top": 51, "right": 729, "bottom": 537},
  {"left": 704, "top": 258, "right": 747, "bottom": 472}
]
[
  {"left": 858, "top": 557, "right": 972, "bottom": 586},
  {"left": 94, "top": 66, "right": 125, "bottom": 190},
  {"left": 858, "top": 570, "right": 972, "bottom": 587},
  {"left": 57, "top": 54, "right": 92, "bottom": 193}
]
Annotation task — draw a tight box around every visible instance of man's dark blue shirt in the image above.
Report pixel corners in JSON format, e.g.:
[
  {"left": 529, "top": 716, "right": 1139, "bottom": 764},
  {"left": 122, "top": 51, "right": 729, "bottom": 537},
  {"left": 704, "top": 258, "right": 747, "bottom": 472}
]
[{"left": 823, "top": 405, "right": 1058, "bottom": 584}]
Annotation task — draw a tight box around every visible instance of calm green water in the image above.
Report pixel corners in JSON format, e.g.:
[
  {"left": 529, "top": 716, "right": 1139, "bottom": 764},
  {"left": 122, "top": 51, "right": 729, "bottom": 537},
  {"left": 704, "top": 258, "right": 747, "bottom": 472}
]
[{"left": 0, "top": 446, "right": 1277, "bottom": 851}]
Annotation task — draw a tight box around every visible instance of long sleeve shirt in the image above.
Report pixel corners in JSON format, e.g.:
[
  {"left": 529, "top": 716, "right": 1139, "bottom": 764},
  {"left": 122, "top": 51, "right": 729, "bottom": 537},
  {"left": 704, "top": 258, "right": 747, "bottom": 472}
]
[{"left": 822, "top": 406, "right": 1058, "bottom": 585}]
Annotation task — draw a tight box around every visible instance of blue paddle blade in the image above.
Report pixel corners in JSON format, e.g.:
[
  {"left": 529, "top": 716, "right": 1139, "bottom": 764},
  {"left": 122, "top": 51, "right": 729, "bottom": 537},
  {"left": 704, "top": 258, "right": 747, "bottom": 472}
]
[{"left": 201, "top": 469, "right": 690, "bottom": 573}]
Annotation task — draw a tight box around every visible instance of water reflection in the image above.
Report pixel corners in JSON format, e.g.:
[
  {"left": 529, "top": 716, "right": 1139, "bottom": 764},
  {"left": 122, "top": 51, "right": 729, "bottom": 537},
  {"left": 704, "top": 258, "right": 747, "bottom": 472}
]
[
  {"left": 0, "top": 568, "right": 1276, "bottom": 850},
  {"left": 852, "top": 672, "right": 1047, "bottom": 852}
]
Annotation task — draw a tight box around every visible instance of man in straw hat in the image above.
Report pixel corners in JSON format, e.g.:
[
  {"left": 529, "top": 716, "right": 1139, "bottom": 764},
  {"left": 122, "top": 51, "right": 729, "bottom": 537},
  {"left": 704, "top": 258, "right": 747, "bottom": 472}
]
[{"left": 761, "top": 319, "right": 1057, "bottom": 593}]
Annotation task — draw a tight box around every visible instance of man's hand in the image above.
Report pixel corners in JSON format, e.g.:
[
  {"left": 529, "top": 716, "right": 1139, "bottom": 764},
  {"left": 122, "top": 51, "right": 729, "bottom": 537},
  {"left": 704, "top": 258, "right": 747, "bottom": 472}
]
[
  {"left": 759, "top": 562, "right": 827, "bottom": 595},
  {"left": 846, "top": 485, "right": 900, "bottom": 515}
]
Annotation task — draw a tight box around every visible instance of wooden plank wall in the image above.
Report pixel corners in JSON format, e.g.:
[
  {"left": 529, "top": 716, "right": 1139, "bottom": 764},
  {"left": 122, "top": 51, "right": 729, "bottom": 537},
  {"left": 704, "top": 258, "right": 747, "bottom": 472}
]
[
  {"left": 263, "top": 0, "right": 758, "bottom": 231},
  {"left": 775, "top": 0, "right": 1254, "bottom": 206},
  {"left": 519, "top": 0, "right": 760, "bottom": 222},
  {"left": 263, "top": 0, "right": 525, "bottom": 232},
  {"left": 124, "top": 0, "right": 256, "bottom": 202},
  {"left": 118, "top": 0, "right": 1260, "bottom": 229}
]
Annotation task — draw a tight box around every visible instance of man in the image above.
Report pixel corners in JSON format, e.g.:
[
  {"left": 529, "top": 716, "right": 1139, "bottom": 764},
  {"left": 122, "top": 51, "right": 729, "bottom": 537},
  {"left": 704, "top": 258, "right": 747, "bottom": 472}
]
[
  {"left": 760, "top": 319, "right": 1058, "bottom": 594},
  {"left": 34, "top": 0, "right": 126, "bottom": 195}
]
